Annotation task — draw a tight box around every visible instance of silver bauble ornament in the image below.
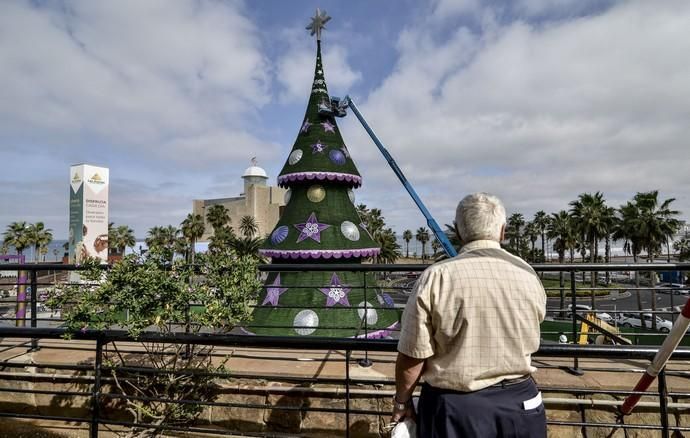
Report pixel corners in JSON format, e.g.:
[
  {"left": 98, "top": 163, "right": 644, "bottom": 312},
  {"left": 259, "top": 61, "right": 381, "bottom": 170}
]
[
  {"left": 340, "top": 221, "right": 360, "bottom": 241},
  {"left": 284, "top": 189, "right": 292, "bottom": 204},
  {"left": 357, "top": 302, "right": 378, "bottom": 326},
  {"left": 288, "top": 149, "right": 303, "bottom": 165},
  {"left": 294, "top": 310, "right": 319, "bottom": 335},
  {"left": 347, "top": 189, "right": 355, "bottom": 204}
]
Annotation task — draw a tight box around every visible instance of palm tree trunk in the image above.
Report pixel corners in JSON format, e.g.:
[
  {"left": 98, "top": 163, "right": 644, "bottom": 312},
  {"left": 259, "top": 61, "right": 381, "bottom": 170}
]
[
  {"left": 649, "top": 250, "right": 657, "bottom": 330},
  {"left": 590, "top": 237, "right": 596, "bottom": 289},
  {"left": 558, "top": 253, "right": 565, "bottom": 318},
  {"left": 605, "top": 236, "right": 611, "bottom": 285},
  {"left": 190, "top": 238, "right": 195, "bottom": 265},
  {"left": 405, "top": 242, "right": 409, "bottom": 258},
  {"left": 634, "top": 254, "right": 644, "bottom": 328}
]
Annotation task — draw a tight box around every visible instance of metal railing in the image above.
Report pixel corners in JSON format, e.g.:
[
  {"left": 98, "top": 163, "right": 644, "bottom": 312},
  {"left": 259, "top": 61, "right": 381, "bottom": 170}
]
[
  {"left": 0, "top": 328, "right": 688, "bottom": 437},
  {"left": 0, "top": 262, "right": 689, "bottom": 437}
]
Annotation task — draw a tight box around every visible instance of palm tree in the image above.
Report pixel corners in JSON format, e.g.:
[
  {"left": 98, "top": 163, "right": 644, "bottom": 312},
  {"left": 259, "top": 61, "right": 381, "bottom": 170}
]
[
  {"left": 674, "top": 237, "right": 689, "bottom": 289},
  {"left": 206, "top": 204, "right": 231, "bottom": 234},
  {"left": 402, "top": 229, "right": 413, "bottom": 258},
  {"left": 613, "top": 201, "right": 645, "bottom": 317},
  {"left": 181, "top": 214, "right": 205, "bottom": 264},
  {"left": 524, "top": 221, "right": 539, "bottom": 262},
  {"left": 375, "top": 228, "right": 402, "bottom": 264},
  {"left": 570, "top": 192, "right": 609, "bottom": 306},
  {"left": 674, "top": 237, "right": 690, "bottom": 261},
  {"left": 548, "top": 211, "right": 574, "bottom": 316},
  {"left": 431, "top": 239, "right": 442, "bottom": 259},
  {"left": 415, "top": 227, "right": 430, "bottom": 261},
  {"left": 146, "top": 225, "right": 180, "bottom": 263},
  {"left": 27, "top": 222, "right": 53, "bottom": 263},
  {"left": 533, "top": 210, "right": 549, "bottom": 262},
  {"left": 601, "top": 207, "right": 617, "bottom": 285},
  {"left": 239, "top": 215, "right": 258, "bottom": 239},
  {"left": 570, "top": 192, "right": 608, "bottom": 264},
  {"left": 3, "top": 222, "right": 30, "bottom": 256},
  {"left": 506, "top": 213, "right": 525, "bottom": 257},
  {"left": 111, "top": 225, "right": 135, "bottom": 256},
  {"left": 633, "top": 191, "right": 681, "bottom": 329}
]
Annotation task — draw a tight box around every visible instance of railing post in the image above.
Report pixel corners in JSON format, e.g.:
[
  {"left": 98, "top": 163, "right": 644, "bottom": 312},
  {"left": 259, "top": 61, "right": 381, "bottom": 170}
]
[
  {"left": 567, "top": 270, "right": 583, "bottom": 375},
  {"left": 345, "top": 349, "right": 351, "bottom": 438},
  {"left": 29, "top": 269, "right": 39, "bottom": 351},
  {"left": 91, "top": 335, "right": 104, "bottom": 438},
  {"left": 658, "top": 368, "right": 670, "bottom": 438},
  {"left": 358, "top": 273, "right": 372, "bottom": 367},
  {"left": 15, "top": 269, "right": 28, "bottom": 327}
]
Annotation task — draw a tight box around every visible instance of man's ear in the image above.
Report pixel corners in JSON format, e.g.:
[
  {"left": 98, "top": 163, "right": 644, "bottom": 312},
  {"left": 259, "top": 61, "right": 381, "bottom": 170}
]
[{"left": 500, "top": 224, "right": 506, "bottom": 242}]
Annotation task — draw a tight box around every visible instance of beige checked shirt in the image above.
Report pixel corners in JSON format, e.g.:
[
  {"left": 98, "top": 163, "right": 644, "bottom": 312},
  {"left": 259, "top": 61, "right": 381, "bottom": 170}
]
[{"left": 398, "top": 239, "right": 546, "bottom": 392}]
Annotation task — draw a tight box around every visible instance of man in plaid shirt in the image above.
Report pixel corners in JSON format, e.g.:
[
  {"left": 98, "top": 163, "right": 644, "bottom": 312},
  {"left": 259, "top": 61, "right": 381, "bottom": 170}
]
[{"left": 392, "top": 193, "right": 546, "bottom": 437}]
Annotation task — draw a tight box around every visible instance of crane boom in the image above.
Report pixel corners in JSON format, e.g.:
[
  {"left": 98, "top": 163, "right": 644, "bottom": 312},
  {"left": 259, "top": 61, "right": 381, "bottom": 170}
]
[{"left": 337, "top": 96, "right": 458, "bottom": 258}]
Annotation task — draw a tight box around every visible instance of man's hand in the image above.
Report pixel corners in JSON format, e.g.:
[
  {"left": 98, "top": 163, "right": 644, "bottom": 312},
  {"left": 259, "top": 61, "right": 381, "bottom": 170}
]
[
  {"left": 391, "top": 397, "right": 416, "bottom": 424},
  {"left": 392, "top": 352, "right": 424, "bottom": 425}
]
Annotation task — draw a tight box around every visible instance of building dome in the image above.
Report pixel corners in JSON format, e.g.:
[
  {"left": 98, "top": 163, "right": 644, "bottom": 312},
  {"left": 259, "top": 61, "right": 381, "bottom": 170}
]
[{"left": 242, "top": 165, "right": 268, "bottom": 179}]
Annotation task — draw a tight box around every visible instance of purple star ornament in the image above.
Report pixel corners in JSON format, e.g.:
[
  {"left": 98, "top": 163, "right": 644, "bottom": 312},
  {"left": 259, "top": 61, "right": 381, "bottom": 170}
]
[
  {"left": 319, "top": 273, "right": 352, "bottom": 307},
  {"left": 311, "top": 140, "right": 327, "bottom": 154},
  {"left": 321, "top": 120, "right": 336, "bottom": 133},
  {"left": 262, "top": 274, "right": 288, "bottom": 306},
  {"left": 294, "top": 212, "right": 331, "bottom": 243},
  {"left": 300, "top": 119, "right": 311, "bottom": 133}
]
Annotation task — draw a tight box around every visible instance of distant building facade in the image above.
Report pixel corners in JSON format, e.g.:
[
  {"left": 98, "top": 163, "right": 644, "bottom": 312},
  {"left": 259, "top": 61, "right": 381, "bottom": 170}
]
[{"left": 193, "top": 162, "right": 287, "bottom": 241}]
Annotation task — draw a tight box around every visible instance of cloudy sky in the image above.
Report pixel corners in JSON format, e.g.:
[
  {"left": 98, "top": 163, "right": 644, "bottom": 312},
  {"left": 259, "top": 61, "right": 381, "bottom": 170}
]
[{"left": 1, "top": 0, "right": 689, "bottom": 239}]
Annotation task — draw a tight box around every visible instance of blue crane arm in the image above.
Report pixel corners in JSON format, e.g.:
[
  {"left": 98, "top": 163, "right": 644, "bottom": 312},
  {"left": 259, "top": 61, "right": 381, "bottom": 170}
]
[{"left": 340, "top": 96, "right": 458, "bottom": 258}]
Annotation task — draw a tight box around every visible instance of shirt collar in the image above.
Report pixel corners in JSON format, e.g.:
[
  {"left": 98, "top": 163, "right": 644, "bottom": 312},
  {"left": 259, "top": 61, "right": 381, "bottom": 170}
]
[{"left": 459, "top": 239, "right": 502, "bottom": 254}]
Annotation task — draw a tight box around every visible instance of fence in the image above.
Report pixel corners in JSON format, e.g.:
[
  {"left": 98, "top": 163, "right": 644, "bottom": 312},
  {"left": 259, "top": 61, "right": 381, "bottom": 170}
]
[{"left": 0, "top": 262, "right": 689, "bottom": 436}]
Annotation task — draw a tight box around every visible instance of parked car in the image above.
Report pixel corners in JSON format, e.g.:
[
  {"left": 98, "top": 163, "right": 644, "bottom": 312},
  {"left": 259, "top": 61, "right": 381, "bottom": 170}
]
[
  {"left": 566, "top": 304, "right": 613, "bottom": 323},
  {"left": 616, "top": 312, "right": 673, "bottom": 333},
  {"left": 666, "top": 283, "right": 688, "bottom": 295}
]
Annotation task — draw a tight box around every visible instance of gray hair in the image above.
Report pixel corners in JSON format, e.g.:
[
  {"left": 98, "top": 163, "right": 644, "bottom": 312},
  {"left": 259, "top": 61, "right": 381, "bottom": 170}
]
[{"left": 455, "top": 193, "right": 506, "bottom": 242}]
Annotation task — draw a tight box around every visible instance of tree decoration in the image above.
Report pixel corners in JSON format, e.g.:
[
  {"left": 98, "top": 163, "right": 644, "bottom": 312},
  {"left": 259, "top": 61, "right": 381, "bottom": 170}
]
[
  {"left": 311, "top": 140, "right": 327, "bottom": 154},
  {"left": 307, "top": 185, "right": 326, "bottom": 203},
  {"left": 288, "top": 149, "right": 303, "bottom": 165},
  {"left": 357, "top": 301, "right": 378, "bottom": 325},
  {"left": 321, "top": 120, "right": 336, "bottom": 133},
  {"left": 301, "top": 120, "right": 311, "bottom": 133},
  {"left": 294, "top": 310, "right": 319, "bottom": 335},
  {"left": 329, "top": 149, "right": 346, "bottom": 165},
  {"left": 347, "top": 189, "right": 355, "bottom": 204},
  {"left": 270, "top": 226, "right": 289, "bottom": 245},
  {"left": 340, "top": 221, "right": 360, "bottom": 241},
  {"left": 294, "top": 212, "right": 330, "bottom": 243},
  {"left": 262, "top": 274, "right": 288, "bottom": 306},
  {"left": 319, "top": 273, "right": 351, "bottom": 307}
]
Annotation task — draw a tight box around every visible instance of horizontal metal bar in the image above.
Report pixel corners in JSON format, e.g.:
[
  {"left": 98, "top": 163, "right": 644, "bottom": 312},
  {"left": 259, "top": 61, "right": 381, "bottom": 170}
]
[
  {"left": 3, "top": 262, "right": 689, "bottom": 273},
  {"left": 0, "top": 327, "right": 689, "bottom": 359}
]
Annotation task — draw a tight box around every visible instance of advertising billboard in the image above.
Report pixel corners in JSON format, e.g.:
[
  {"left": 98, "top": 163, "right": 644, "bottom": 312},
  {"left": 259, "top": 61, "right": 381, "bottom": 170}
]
[{"left": 69, "top": 164, "right": 109, "bottom": 264}]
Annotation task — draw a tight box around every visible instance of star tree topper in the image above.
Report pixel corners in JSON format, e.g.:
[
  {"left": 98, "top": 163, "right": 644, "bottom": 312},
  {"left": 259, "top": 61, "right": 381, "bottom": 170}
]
[
  {"left": 319, "top": 273, "right": 352, "bottom": 307},
  {"left": 306, "top": 8, "right": 331, "bottom": 41}
]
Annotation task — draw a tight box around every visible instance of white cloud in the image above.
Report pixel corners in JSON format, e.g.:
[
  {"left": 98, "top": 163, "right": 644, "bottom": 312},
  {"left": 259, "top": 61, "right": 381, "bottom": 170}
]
[
  {"left": 0, "top": 0, "right": 270, "bottom": 162},
  {"left": 275, "top": 28, "right": 362, "bottom": 103},
  {"left": 348, "top": 0, "right": 690, "bottom": 234},
  {"left": 0, "top": 0, "right": 276, "bottom": 237}
]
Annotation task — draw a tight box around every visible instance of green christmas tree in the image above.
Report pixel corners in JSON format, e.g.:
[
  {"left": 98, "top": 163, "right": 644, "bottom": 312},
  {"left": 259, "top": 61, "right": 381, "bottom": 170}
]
[{"left": 247, "top": 10, "right": 399, "bottom": 338}]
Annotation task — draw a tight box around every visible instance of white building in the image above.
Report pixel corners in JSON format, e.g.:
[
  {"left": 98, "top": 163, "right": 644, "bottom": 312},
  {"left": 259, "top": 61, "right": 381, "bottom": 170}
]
[{"left": 192, "top": 162, "right": 287, "bottom": 241}]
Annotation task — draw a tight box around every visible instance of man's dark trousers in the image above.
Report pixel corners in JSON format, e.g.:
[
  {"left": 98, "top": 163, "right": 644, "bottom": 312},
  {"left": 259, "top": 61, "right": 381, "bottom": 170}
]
[{"left": 417, "top": 378, "right": 546, "bottom": 437}]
